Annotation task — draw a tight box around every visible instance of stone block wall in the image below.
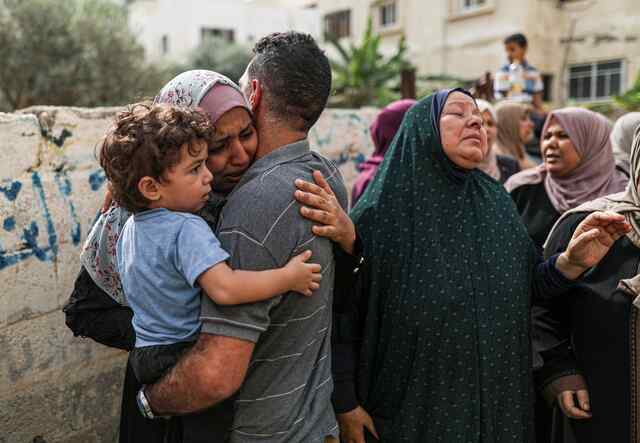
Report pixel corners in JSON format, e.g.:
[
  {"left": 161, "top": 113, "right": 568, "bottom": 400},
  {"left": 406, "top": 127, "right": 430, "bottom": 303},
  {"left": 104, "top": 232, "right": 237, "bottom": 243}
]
[{"left": 0, "top": 106, "right": 376, "bottom": 443}]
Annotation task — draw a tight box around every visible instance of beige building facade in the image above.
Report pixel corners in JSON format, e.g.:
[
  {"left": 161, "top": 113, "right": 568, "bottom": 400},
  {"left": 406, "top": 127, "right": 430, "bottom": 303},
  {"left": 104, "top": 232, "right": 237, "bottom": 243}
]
[
  {"left": 126, "top": 0, "right": 320, "bottom": 63},
  {"left": 309, "top": 0, "right": 640, "bottom": 106}
]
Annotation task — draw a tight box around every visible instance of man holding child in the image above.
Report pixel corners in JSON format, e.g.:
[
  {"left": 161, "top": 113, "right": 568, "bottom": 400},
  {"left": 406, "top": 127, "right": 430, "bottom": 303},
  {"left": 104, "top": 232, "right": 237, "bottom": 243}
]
[{"left": 72, "top": 32, "right": 347, "bottom": 443}]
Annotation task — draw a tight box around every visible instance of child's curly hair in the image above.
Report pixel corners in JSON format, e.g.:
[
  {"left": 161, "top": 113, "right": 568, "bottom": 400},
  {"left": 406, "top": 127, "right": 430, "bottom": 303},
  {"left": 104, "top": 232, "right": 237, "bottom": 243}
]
[{"left": 99, "top": 103, "right": 215, "bottom": 213}]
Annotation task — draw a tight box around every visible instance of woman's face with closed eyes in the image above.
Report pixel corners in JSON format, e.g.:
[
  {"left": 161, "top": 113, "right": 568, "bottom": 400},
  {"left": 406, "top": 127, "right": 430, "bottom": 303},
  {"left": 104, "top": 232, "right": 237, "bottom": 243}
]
[
  {"left": 439, "top": 92, "right": 489, "bottom": 170},
  {"left": 205, "top": 107, "right": 258, "bottom": 194}
]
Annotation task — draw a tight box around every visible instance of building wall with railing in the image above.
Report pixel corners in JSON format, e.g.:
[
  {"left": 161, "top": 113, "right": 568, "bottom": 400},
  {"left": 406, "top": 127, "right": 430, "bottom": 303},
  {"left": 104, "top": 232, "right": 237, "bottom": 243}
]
[{"left": 315, "top": 0, "right": 640, "bottom": 106}]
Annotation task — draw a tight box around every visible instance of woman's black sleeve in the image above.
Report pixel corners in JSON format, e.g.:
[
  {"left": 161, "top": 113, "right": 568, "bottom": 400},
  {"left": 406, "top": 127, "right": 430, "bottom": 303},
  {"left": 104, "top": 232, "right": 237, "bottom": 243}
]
[
  {"left": 332, "top": 231, "right": 368, "bottom": 414},
  {"left": 62, "top": 267, "right": 135, "bottom": 351},
  {"left": 533, "top": 213, "right": 588, "bottom": 391}
]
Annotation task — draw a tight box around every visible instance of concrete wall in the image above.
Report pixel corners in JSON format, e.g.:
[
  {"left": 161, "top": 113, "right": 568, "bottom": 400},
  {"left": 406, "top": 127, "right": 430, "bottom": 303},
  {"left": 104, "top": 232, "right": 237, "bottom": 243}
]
[{"left": 0, "top": 106, "right": 377, "bottom": 443}]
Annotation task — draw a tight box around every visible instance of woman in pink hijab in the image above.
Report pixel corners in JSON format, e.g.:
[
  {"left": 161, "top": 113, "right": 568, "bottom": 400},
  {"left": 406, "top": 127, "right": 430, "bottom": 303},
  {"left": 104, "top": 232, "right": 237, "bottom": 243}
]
[
  {"left": 351, "top": 99, "right": 415, "bottom": 204},
  {"left": 69, "top": 70, "right": 258, "bottom": 443},
  {"left": 507, "top": 107, "right": 628, "bottom": 443},
  {"left": 506, "top": 107, "right": 627, "bottom": 251}
]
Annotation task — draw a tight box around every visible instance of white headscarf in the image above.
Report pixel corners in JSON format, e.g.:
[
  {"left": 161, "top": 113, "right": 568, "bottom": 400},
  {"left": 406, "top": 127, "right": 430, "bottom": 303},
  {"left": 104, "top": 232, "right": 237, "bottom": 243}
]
[{"left": 476, "top": 99, "right": 500, "bottom": 181}]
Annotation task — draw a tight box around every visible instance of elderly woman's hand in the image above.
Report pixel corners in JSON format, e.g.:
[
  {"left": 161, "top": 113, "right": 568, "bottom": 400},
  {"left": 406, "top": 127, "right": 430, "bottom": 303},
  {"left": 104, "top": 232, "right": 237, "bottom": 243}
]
[
  {"left": 558, "top": 389, "right": 592, "bottom": 420},
  {"left": 294, "top": 170, "right": 356, "bottom": 254},
  {"left": 545, "top": 374, "right": 591, "bottom": 420},
  {"left": 557, "top": 211, "right": 631, "bottom": 279},
  {"left": 337, "top": 406, "right": 379, "bottom": 443}
]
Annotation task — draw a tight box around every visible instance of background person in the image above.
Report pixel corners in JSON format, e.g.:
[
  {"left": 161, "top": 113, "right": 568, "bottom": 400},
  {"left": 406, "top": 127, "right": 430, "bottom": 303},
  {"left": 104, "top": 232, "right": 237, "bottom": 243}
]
[
  {"left": 351, "top": 99, "right": 415, "bottom": 205},
  {"left": 495, "top": 101, "right": 538, "bottom": 169},
  {"left": 611, "top": 112, "right": 640, "bottom": 176},
  {"left": 537, "top": 126, "right": 640, "bottom": 443},
  {"left": 506, "top": 107, "right": 628, "bottom": 252},
  {"left": 494, "top": 32, "right": 544, "bottom": 113},
  {"left": 506, "top": 107, "right": 628, "bottom": 443},
  {"left": 476, "top": 98, "right": 521, "bottom": 183}
]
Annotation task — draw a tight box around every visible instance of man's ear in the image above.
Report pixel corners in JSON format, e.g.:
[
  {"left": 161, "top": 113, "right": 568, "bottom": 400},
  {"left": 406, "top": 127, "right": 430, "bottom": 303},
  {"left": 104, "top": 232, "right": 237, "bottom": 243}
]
[
  {"left": 138, "top": 176, "right": 162, "bottom": 202},
  {"left": 249, "top": 79, "right": 262, "bottom": 113}
]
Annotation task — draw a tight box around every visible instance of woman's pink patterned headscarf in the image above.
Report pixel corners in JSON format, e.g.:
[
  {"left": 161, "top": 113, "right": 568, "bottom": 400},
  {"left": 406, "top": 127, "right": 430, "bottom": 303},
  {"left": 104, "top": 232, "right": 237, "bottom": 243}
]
[
  {"left": 81, "top": 70, "right": 251, "bottom": 304},
  {"left": 506, "top": 107, "right": 628, "bottom": 213},
  {"left": 154, "top": 69, "right": 250, "bottom": 124}
]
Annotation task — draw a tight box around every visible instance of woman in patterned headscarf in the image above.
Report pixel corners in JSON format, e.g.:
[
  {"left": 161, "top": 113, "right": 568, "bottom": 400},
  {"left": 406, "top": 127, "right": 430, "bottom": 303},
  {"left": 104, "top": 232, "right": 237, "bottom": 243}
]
[
  {"left": 79, "top": 70, "right": 254, "bottom": 304},
  {"left": 537, "top": 126, "right": 640, "bottom": 443},
  {"left": 293, "top": 89, "right": 629, "bottom": 443},
  {"left": 65, "top": 70, "right": 256, "bottom": 443}
]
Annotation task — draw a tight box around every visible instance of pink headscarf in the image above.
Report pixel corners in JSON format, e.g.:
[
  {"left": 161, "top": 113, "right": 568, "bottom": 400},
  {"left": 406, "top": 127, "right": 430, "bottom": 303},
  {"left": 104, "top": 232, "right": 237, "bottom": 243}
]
[
  {"left": 351, "top": 99, "right": 416, "bottom": 204},
  {"left": 154, "top": 70, "right": 250, "bottom": 124},
  {"left": 81, "top": 70, "right": 251, "bottom": 304},
  {"left": 506, "top": 107, "right": 628, "bottom": 213}
]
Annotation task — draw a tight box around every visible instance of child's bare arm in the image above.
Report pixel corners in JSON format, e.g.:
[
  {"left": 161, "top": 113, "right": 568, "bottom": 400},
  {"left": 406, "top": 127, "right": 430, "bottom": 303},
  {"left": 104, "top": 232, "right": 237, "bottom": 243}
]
[{"left": 197, "top": 250, "right": 322, "bottom": 305}]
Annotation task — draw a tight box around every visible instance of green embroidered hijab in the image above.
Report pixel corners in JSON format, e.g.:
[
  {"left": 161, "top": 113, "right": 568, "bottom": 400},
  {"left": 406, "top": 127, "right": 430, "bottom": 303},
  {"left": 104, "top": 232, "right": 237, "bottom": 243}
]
[{"left": 351, "top": 90, "right": 536, "bottom": 442}]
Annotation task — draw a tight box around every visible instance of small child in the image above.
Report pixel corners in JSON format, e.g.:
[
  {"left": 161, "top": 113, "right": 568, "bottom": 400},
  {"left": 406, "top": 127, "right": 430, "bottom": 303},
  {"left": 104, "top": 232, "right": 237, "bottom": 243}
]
[
  {"left": 99, "top": 103, "right": 322, "bottom": 384},
  {"left": 494, "top": 33, "right": 544, "bottom": 112}
]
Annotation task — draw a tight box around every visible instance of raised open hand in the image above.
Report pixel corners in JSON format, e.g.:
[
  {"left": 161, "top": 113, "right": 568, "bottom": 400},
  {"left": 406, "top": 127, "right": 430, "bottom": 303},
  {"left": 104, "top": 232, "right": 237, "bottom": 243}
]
[{"left": 557, "top": 211, "right": 631, "bottom": 280}]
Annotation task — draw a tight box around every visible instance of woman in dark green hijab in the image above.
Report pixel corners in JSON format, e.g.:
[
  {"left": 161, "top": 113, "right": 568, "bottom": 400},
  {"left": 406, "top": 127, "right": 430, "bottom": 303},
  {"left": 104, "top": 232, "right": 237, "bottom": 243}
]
[{"left": 294, "top": 89, "right": 629, "bottom": 442}]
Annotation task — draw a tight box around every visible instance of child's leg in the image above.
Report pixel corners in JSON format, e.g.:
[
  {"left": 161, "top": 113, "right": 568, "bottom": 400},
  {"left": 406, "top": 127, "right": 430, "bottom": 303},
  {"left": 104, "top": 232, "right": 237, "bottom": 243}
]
[{"left": 129, "top": 341, "right": 194, "bottom": 385}]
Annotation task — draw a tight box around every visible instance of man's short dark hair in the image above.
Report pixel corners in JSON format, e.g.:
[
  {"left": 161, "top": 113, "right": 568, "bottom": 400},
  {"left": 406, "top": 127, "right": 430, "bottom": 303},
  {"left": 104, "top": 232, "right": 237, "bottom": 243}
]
[
  {"left": 504, "top": 33, "right": 528, "bottom": 48},
  {"left": 248, "top": 31, "right": 331, "bottom": 132},
  {"left": 100, "top": 103, "right": 214, "bottom": 213}
]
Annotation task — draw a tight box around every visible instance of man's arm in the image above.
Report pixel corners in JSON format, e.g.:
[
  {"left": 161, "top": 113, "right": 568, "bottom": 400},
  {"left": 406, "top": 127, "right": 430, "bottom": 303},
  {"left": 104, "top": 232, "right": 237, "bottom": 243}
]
[{"left": 145, "top": 333, "right": 254, "bottom": 415}]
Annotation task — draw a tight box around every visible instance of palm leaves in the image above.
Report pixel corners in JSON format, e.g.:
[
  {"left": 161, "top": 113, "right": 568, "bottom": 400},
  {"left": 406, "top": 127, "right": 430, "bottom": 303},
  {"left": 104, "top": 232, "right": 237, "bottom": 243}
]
[{"left": 328, "top": 17, "right": 410, "bottom": 108}]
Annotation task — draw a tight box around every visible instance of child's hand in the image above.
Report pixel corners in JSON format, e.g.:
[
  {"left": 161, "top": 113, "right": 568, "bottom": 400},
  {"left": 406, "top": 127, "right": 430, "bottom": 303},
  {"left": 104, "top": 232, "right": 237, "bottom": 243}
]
[{"left": 286, "top": 250, "right": 322, "bottom": 296}]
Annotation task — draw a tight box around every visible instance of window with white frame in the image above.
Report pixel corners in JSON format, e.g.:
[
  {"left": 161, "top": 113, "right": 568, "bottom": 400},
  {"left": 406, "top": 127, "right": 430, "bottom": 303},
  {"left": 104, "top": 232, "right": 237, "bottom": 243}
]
[
  {"left": 379, "top": 1, "right": 397, "bottom": 28},
  {"left": 460, "top": 0, "right": 486, "bottom": 11},
  {"left": 568, "top": 60, "right": 624, "bottom": 101},
  {"left": 324, "top": 10, "right": 351, "bottom": 39}
]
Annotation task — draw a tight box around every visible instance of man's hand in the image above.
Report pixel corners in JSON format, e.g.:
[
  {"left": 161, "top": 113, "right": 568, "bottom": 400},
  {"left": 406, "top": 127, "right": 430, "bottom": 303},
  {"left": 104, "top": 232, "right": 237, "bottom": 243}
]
[
  {"left": 337, "top": 406, "right": 379, "bottom": 443},
  {"left": 558, "top": 389, "right": 592, "bottom": 420},
  {"left": 294, "top": 170, "right": 356, "bottom": 254},
  {"left": 557, "top": 211, "right": 631, "bottom": 280}
]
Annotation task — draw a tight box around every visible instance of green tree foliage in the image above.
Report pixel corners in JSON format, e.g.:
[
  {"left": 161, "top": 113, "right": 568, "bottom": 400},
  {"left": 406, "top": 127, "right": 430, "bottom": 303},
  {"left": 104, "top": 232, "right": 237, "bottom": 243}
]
[
  {"left": 0, "top": 0, "right": 166, "bottom": 111},
  {"left": 615, "top": 71, "right": 640, "bottom": 111},
  {"left": 183, "top": 37, "right": 253, "bottom": 83},
  {"left": 328, "top": 17, "right": 411, "bottom": 108}
]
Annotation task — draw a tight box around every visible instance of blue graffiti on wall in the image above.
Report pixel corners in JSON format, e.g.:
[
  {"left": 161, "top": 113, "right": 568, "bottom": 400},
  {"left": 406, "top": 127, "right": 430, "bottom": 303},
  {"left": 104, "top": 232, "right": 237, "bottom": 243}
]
[
  {"left": 0, "top": 169, "right": 105, "bottom": 271},
  {"left": 55, "top": 172, "right": 81, "bottom": 246},
  {"left": 0, "top": 181, "right": 22, "bottom": 201}
]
